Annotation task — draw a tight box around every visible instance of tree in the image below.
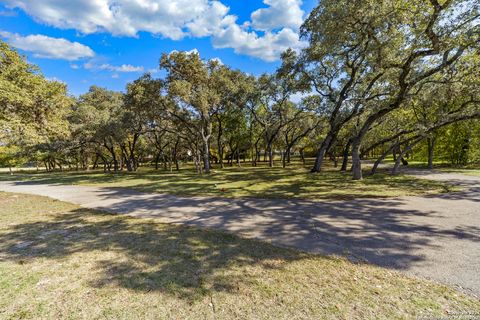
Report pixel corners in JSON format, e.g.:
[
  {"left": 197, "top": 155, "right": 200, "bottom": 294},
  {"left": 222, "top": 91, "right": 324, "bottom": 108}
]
[
  {"left": 247, "top": 51, "right": 310, "bottom": 167},
  {"left": 301, "top": 0, "right": 479, "bottom": 179},
  {"left": 1, "top": 41, "right": 72, "bottom": 171},
  {"left": 161, "top": 52, "right": 226, "bottom": 172},
  {"left": 70, "top": 86, "right": 124, "bottom": 171}
]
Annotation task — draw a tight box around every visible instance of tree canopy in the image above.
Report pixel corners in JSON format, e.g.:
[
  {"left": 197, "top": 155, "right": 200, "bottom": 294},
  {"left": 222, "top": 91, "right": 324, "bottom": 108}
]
[{"left": 1, "top": 0, "right": 479, "bottom": 178}]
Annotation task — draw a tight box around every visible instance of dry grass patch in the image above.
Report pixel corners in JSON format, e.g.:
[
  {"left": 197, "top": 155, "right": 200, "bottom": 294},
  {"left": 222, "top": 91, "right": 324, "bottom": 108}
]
[{"left": 0, "top": 192, "right": 478, "bottom": 319}]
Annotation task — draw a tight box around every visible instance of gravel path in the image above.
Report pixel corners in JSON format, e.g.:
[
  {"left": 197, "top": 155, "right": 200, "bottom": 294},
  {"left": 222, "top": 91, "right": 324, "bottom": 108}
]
[{"left": 1, "top": 169, "right": 479, "bottom": 297}]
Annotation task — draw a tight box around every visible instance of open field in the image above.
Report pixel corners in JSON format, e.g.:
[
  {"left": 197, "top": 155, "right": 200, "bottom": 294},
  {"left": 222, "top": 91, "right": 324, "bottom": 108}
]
[
  {"left": 0, "top": 163, "right": 457, "bottom": 200},
  {"left": 1, "top": 192, "right": 479, "bottom": 319}
]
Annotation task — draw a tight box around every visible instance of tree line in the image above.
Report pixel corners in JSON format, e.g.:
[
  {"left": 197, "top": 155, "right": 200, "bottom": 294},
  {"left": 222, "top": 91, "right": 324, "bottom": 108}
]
[{"left": 1, "top": 0, "right": 479, "bottom": 180}]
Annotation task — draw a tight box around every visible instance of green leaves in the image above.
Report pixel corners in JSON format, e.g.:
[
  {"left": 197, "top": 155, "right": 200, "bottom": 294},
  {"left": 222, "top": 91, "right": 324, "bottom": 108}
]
[{"left": 0, "top": 41, "right": 72, "bottom": 156}]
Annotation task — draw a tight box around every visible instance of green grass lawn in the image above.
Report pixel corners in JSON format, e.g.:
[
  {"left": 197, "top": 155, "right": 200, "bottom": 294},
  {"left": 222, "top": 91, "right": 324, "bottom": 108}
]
[
  {"left": 0, "top": 192, "right": 478, "bottom": 319},
  {"left": 0, "top": 163, "right": 456, "bottom": 200}
]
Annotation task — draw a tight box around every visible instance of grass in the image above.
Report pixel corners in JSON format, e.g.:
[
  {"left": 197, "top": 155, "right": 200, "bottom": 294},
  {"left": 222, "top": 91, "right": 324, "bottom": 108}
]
[
  {"left": 382, "top": 158, "right": 480, "bottom": 176},
  {"left": 0, "top": 162, "right": 456, "bottom": 200},
  {"left": 0, "top": 192, "right": 479, "bottom": 319},
  {"left": 437, "top": 168, "right": 480, "bottom": 177}
]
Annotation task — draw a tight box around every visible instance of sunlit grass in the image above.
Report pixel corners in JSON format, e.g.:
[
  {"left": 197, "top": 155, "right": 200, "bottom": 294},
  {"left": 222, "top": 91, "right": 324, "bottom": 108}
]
[
  {"left": 437, "top": 168, "right": 480, "bottom": 176},
  {"left": 0, "top": 161, "right": 457, "bottom": 200},
  {"left": 0, "top": 192, "right": 478, "bottom": 319}
]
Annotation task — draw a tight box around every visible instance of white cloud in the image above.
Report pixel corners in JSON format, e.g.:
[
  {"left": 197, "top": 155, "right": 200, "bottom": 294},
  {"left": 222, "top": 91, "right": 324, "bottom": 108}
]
[
  {"left": 84, "top": 61, "right": 144, "bottom": 72},
  {"left": 0, "top": 30, "right": 95, "bottom": 60},
  {"left": 290, "top": 91, "right": 312, "bottom": 104},
  {"left": 186, "top": 48, "right": 200, "bottom": 56},
  {"left": 112, "top": 73, "right": 120, "bottom": 78},
  {"left": 3, "top": 0, "right": 306, "bottom": 61},
  {"left": 46, "top": 76, "right": 65, "bottom": 83},
  {"left": 70, "top": 64, "right": 80, "bottom": 69},
  {"left": 186, "top": 1, "right": 231, "bottom": 37},
  {"left": 2, "top": 0, "right": 222, "bottom": 39},
  {"left": 212, "top": 25, "right": 305, "bottom": 62},
  {"left": 251, "top": 0, "right": 304, "bottom": 31},
  {"left": 210, "top": 57, "right": 223, "bottom": 65},
  {"left": 169, "top": 48, "right": 200, "bottom": 56},
  {"left": 100, "top": 64, "right": 144, "bottom": 72}
]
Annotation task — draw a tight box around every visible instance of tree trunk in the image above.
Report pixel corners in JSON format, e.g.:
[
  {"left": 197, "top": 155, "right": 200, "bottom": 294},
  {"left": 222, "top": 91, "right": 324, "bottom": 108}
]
[
  {"left": 371, "top": 143, "right": 397, "bottom": 175},
  {"left": 340, "top": 139, "right": 352, "bottom": 172},
  {"left": 330, "top": 153, "right": 338, "bottom": 167},
  {"left": 194, "top": 153, "right": 200, "bottom": 174},
  {"left": 252, "top": 138, "right": 261, "bottom": 167},
  {"left": 427, "top": 137, "right": 436, "bottom": 169},
  {"left": 155, "top": 153, "right": 161, "bottom": 170},
  {"left": 392, "top": 141, "right": 419, "bottom": 175},
  {"left": 218, "top": 146, "right": 224, "bottom": 168},
  {"left": 267, "top": 144, "right": 274, "bottom": 167},
  {"left": 311, "top": 134, "right": 333, "bottom": 172},
  {"left": 92, "top": 154, "right": 99, "bottom": 169},
  {"left": 217, "top": 117, "right": 224, "bottom": 169},
  {"left": 283, "top": 147, "right": 291, "bottom": 168},
  {"left": 121, "top": 146, "right": 134, "bottom": 172},
  {"left": 201, "top": 129, "right": 211, "bottom": 173},
  {"left": 198, "top": 152, "right": 203, "bottom": 174},
  {"left": 173, "top": 139, "right": 180, "bottom": 171},
  {"left": 351, "top": 139, "right": 362, "bottom": 180}
]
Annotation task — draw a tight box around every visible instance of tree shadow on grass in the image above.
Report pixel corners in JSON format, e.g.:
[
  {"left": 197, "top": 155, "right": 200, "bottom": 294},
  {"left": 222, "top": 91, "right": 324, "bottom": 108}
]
[
  {"left": 0, "top": 208, "right": 310, "bottom": 302},
  {"left": 1, "top": 182, "right": 480, "bottom": 297}
]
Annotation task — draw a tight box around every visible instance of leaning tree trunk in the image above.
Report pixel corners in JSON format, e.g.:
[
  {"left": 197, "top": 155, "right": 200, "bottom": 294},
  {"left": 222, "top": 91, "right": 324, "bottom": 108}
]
[
  {"left": 392, "top": 144, "right": 398, "bottom": 162},
  {"left": 392, "top": 139, "right": 421, "bottom": 175},
  {"left": 311, "top": 134, "right": 333, "bottom": 173},
  {"left": 371, "top": 142, "right": 398, "bottom": 175}
]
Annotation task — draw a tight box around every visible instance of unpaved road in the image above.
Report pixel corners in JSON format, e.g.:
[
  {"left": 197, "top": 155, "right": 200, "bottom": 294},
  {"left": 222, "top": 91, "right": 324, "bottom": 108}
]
[{"left": 1, "top": 169, "right": 479, "bottom": 297}]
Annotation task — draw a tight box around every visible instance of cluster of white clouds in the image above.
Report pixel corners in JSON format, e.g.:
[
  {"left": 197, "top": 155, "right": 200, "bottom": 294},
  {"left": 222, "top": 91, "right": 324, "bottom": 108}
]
[
  {"left": 83, "top": 60, "right": 145, "bottom": 73},
  {"left": 0, "top": 30, "right": 95, "bottom": 60},
  {"left": 98, "top": 63, "right": 144, "bottom": 72},
  {"left": 1, "top": 0, "right": 306, "bottom": 62}
]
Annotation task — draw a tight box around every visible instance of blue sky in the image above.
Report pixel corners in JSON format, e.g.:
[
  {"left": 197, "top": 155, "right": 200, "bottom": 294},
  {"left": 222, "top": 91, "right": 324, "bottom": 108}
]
[{"left": 0, "top": 0, "right": 317, "bottom": 96}]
